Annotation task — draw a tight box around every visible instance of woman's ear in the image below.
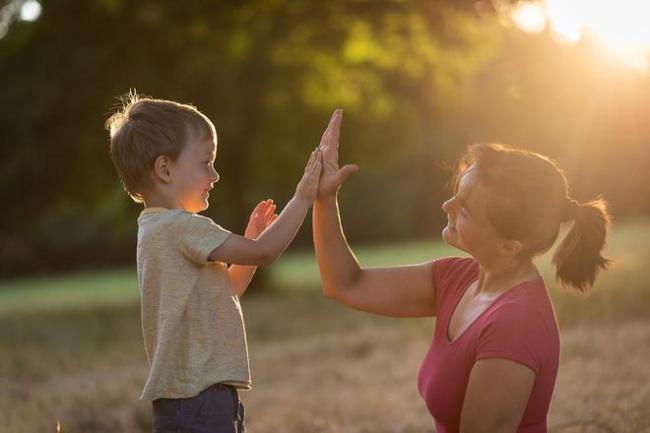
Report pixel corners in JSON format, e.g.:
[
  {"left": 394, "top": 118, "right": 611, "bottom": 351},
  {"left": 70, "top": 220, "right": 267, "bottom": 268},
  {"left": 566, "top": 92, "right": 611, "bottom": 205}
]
[
  {"left": 153, "top": 155, "right": 174, "bottom": 183},
  {"left": 499, "top": 239, "right": 524, "bottom": 258}
]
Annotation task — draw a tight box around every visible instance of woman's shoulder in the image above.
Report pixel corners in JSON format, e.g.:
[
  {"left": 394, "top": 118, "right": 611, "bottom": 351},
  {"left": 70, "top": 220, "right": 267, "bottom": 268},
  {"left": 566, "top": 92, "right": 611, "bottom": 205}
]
[
  {"left": 494, "top": 278, "right": 556, "bottom": 319},
  {"left": 431, "top": 256, "right": 478, "bottom": 307},
  {"left": 483, "top": 283, "right": 560, "bottom": 343},
  {"left": 432, "top": 256, "right": 478, "bottom": 283}
]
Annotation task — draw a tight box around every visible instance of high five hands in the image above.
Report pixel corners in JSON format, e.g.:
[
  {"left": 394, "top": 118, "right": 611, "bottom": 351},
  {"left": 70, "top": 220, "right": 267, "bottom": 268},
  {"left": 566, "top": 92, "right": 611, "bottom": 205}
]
[{"left": 316, "top": 109, "right": 359, "bottom": 199}]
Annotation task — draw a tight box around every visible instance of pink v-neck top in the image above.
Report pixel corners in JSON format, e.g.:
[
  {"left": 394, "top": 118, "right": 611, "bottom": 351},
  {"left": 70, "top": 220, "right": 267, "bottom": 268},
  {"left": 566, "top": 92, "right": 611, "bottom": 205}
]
[{"left": 417, "top": 257, "right": 560, "bottom": 433}]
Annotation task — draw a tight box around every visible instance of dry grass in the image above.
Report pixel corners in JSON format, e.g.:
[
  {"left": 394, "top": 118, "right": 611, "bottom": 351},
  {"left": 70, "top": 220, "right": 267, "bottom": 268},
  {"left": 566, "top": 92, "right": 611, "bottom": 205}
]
[
  {"left": 1, "top": 291, "right": 649, "bottom": 433},
  {"left": 2, "top": 219, "right": 649, "bottom": 432}
]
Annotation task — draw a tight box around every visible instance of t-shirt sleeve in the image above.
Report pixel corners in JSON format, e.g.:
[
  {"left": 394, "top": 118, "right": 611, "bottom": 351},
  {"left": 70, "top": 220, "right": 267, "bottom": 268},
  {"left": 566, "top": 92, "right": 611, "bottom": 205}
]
[
  {"left": 432, "top": 256, "right": 475, "bottom": 315},
  {"left": 475, "top": 303, "right": 545, "bottom": 376},
  {"left": 174, "top": 212, "right": 232, "bottom": 265}
]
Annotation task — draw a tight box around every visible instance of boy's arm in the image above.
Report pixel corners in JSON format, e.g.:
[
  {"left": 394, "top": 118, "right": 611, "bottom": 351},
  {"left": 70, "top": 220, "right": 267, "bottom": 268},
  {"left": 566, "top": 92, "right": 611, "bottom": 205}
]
[
  {"left": 228, "top": 265, "right": 256, "bottom": 297},
  {"left": 210, "top": 149, "right": 322, "bottom": 267}
]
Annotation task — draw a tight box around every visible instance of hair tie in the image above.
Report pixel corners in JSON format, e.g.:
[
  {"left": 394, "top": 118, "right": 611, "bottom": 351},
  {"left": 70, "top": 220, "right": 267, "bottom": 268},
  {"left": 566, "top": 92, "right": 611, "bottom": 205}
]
[{"left": 563, "top": 198, "right": 580, "bottom": 222}]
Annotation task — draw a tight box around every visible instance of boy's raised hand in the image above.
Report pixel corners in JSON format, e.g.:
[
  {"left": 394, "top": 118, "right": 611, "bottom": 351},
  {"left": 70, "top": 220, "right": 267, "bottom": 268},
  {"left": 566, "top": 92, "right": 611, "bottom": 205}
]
[
  {"left": 244, "top": 199, "right": 278, "bottom": 239},
  {"left": 317, "top": 109, "right": 358, "bottom": 199},
  {"left": 295, "top": 148, "right": 323, "bottom": 202}
]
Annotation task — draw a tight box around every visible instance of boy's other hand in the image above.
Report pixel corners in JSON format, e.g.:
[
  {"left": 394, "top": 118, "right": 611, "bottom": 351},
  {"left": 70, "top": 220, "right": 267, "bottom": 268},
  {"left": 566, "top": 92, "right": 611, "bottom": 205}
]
[
  {"left": 295, "top": 148, "right": 323, "bottom": 203},
  {"left": 317, "top": 109, "right": 358, "bottom": 199},
  {"left": 244, "top": 199, "right": 278, "bottom": 239}
]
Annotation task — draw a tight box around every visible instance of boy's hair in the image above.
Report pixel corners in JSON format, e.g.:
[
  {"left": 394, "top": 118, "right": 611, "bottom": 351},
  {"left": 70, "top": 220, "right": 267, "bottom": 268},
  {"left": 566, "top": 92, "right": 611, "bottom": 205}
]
[{"left": 105, "top": 91, "right": 217, "bottom": 203}]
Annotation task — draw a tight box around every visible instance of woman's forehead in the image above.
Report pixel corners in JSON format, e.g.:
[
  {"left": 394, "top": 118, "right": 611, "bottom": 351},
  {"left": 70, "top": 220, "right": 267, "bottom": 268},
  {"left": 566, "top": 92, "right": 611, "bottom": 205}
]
[{"left": 457, "top": 168, "right": 486, "bottom": 205}]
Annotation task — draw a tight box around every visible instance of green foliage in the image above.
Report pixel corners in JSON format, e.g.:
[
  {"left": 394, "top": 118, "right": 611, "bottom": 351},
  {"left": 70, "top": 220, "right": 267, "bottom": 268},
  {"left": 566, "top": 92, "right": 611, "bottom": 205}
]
[
  {"left": 0, "top": 0, "right": 499, "bottom": 276},
  {"left": 1, "top": 0, "right": 649, "bottom": 278}
]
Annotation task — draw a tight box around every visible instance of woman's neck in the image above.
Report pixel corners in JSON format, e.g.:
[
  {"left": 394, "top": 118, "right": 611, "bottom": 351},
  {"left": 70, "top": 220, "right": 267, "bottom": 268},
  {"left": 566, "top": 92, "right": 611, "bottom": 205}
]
[{"left": 475, "top": 258, "right": 539, "bottom": 295}]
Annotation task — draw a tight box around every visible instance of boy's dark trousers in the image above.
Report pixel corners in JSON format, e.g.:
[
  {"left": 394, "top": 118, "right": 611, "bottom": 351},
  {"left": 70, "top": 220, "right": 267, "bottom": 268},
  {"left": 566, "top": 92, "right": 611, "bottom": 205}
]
[{"left": 152, "top": 383, "right": 245, "bottom": 433}]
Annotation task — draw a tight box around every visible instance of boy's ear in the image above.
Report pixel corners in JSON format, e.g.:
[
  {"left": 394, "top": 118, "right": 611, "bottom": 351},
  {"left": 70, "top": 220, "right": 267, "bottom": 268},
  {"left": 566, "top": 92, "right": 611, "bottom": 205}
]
[{"left": 153, "top": 155, "right": 174, "bottom": 183}]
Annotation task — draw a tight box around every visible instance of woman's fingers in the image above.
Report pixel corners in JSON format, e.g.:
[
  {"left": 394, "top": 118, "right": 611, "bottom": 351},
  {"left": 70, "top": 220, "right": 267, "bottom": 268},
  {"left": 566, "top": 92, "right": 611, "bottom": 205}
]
[
  {"left": 329, "top": 109, "right": 342, "bottom": 146},
  {"left": 322, "top": 111, "right": 342, "bottom": 170},
  {"left": 337, "top": 164, "right": 359, "bottom": 185}
]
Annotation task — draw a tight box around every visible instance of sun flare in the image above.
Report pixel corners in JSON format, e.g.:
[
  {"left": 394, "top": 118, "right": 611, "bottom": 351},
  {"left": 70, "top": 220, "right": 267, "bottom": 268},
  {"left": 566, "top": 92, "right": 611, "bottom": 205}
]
[{"left": 510, "top": 0, "right": 650, "bottom": 73}]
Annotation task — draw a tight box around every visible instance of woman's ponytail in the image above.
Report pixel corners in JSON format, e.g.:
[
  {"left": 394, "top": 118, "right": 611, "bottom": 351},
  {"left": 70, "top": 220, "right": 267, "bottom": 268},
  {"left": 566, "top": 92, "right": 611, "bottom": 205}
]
[
  {"left": 552, "top": 197, "right": 613, "bottom": 293},
  {"left": 455, "top": 143, "right": 613, "bottom": 292}
]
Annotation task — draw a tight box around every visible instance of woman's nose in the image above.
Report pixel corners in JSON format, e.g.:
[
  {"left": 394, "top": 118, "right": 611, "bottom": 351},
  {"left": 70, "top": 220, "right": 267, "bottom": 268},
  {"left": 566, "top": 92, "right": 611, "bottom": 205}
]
[
  {"left": 211, "top": 169, "right": 220, "bottom": 183},
  {"left": 442, "top": 198, "right": 453, "bottom": 213}
]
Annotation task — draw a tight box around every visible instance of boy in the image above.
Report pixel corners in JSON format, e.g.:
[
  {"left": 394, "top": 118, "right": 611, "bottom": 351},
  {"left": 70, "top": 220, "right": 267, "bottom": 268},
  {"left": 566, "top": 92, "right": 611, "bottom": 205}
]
[{"left": 105, "top": 93, "right": 322, "bottom": 433}]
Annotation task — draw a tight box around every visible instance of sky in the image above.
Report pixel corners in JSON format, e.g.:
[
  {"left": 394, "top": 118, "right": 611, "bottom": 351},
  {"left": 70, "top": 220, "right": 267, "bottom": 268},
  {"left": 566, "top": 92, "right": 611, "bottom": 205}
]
[{"left": 509, "top": 0, "right": 650, "bottom": 73}]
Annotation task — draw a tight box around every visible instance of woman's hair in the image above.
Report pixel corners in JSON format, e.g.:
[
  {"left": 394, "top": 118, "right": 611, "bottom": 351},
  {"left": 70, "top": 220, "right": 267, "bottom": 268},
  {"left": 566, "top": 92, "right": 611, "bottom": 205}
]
[{"left": 452, "top": 143, "right": 612, "bottom": 293}]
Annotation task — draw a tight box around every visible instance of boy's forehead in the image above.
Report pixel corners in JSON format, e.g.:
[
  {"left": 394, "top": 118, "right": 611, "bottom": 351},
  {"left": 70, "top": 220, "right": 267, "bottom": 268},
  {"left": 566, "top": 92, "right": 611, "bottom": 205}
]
[{"left": 194, "top": 137, "right": 217, "bottom": 156}]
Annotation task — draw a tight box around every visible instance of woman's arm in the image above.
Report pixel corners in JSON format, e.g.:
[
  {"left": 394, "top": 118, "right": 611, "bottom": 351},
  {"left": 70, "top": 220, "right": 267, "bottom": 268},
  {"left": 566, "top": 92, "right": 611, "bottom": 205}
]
[
  {"left": 210, "top": 149, "right": 321, "bottom": 266},
  {"left": 459, "top": 359, "right": 535, "bottom": 433},
  {"left": 314, "top": 196, "right": 437, "bottom": 317},
  {"left": 312, "top": 110, "right": 437, "bottom": 317}
]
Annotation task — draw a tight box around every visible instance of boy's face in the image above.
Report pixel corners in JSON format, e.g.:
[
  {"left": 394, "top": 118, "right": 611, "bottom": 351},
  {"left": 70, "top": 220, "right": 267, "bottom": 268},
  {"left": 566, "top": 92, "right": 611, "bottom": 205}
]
[{"left": 169, "top": 133, "right": 220, "bottom": 213}]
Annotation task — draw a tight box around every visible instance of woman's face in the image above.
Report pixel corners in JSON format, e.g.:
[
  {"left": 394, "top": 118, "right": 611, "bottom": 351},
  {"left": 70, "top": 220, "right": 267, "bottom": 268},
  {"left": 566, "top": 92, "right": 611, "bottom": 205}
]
[{"left": 441, "top": 168, "right": 504, "bottom": 260}]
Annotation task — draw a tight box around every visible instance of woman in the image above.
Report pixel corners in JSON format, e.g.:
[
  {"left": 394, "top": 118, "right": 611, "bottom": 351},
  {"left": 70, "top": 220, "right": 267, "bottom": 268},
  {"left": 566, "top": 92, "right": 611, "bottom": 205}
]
[{"left": 313, "top": 110, "right": 611, "bottom": 433}]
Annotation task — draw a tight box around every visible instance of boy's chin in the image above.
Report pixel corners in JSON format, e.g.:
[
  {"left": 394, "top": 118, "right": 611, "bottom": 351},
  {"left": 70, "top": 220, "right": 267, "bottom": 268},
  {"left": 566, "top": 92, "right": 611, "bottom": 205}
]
[{"left": 183, "top": 201, "right": 209, "bottom": 213}]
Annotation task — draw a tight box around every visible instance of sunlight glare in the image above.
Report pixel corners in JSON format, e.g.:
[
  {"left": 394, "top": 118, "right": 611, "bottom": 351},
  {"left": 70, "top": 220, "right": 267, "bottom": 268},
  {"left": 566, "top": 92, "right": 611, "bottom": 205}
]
[
  {"left": 19, "top": 0, "right": 41, "bottom": 22},
  {"left": 545, "top": 0, "right": 582, "bottom": 44},
  {"left": 510, "top": 1, "right": 546, "bottom": 35},
  {"left": 511, "top": 0, "right": 650, "bottom": 73}
]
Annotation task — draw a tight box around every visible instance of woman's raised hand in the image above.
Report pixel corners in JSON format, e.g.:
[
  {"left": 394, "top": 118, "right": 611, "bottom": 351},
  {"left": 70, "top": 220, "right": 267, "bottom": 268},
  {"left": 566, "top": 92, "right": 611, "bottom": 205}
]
[{"left": 317, "top": 109, "right": 359, "bottom": 199}]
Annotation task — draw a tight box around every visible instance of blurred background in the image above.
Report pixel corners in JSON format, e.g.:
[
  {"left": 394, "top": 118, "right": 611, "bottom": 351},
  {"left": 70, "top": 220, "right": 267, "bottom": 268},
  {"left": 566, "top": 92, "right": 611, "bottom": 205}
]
[{"left": 1, "top": 0, "right": 649, "bottom": 432}]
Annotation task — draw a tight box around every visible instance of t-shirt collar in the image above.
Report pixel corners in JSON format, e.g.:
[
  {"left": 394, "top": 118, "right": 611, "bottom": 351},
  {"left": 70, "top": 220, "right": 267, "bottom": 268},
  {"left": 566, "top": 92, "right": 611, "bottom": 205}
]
[{"left": 139, "top": 207, "right": 172, "bottom": 217}]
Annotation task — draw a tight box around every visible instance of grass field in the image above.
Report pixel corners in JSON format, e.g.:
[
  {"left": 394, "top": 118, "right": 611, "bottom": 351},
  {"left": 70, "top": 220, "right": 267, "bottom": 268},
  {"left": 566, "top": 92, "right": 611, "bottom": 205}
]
[{"left": 1, "top": 219, "right": 649, "bottom": 432}]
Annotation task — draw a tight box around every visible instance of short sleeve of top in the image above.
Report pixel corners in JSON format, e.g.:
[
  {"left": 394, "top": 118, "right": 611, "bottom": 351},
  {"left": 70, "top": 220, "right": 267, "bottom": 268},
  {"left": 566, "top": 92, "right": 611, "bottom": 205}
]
[
  {"left": 174, "top": 212, "right": 232, "bottom": 265},
  {"left": 431, "top": 256, "right": 477, "bottom": 317},
  {"left": 476, "top": 302, "right": 547, "bottom": 375}
]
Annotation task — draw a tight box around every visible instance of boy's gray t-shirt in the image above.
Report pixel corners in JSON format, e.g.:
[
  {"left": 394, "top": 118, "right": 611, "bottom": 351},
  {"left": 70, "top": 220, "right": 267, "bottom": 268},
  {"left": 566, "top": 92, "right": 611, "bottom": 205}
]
[{"left": 136, "top": 207, "right": 251, "bottom": 401}]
